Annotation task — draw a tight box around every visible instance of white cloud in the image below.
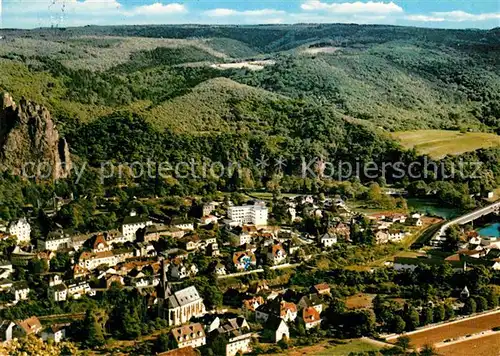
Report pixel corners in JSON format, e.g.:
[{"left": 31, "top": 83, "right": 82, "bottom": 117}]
[
  {"left": 205, "top": 8, "right": 285, "bottom": 17},
  {"left": 433, "top": 11, "right": 500, "bottom": 22},
  {"left": 262, "top": 18, "right": 286, "bottom": 24},
  {"left": 66, "top": 0, "right": 122, "bottom": 13},
  {"left": 289, "top": 12, "right": 393, "bottom": 24},
  {"left": 406, "top": 10, "right": 500, "bottom": 22},
  {"left": 405, "top": 15, "right": 445, "bottom": 22},
  {"left": 3, "top": 0, "right": 499, "bottom": 29},
  {"left": 205, "top": 8, "right": 237, "bottom": 17},
  {"left": 3, "top": 0, "right": 122, "bottom": 14},
  {"left": 126, "top": 3, "right": 187, "bottom": 16},
  {"left": 301, "top": 1, "right": 403, "bottom": 14}
]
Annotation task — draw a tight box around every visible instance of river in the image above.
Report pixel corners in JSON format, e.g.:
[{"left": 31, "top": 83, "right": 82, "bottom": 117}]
[
  {"left": 406, "top": 198, "right": 462, "bottom": 219},
  {"left": 477, "top": 222, "right": 500, "bottom": 238}
]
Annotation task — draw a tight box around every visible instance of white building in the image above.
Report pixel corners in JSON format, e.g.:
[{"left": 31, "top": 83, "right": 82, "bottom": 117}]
[
  {"left": 267, "top": 244, "right": 287, "bottom": 265},
  {"left": 228, "top": 205, "right": 268, "bottom": 226},
  {"left": 203, "top": 202, "right": 218, "bottom": 216},
  {"left": 12, "top": 282, "right": 30, "bottom": 302},
  {"left": 8, "top": 218, "right": 31, "bottom": 243},
  {"left": 38, "top": 230, "right": 73, "bottom": 251},
  {"left": 266, "top": 316, "right": 289, "bottom": 343},
  {"left": 237, "top": 233, "right": 253, "bottom": 246},
  {"left": 302, "top": 307, "right": 322, "bottom": 330},
  {"left": 42, "top": 326, "right": 66, "bottom": 343},
  {"left": 0, "top": 260, "right": 13, "bottom": 278},
  {"left": 67, "top": 282, "right": 94, "bottom": 299},
  {"left": 320, "top": 233, "right": 337, "bottom": 248},
  {"left": 256, "top": 299, "right": 297, "bottom": 323},
  {"left": 159, "top": 285, "right": 206, "bottom": 326},
  {"left": 215, "top": 317, "right": 253, "bottom": 356},
  {"left": 214, "top": 262, "right": 227, "bottom": 276},
  {"left": 173, "top": 220, "right": 195, "bottom": 231},
  {"left": 49, "top": 283, "right": 68, "bottom": 302},
  {"left": 121, "top": 211, "right": 152, "bottom": 241},
  {"left": 78, "top": 250, "right": 134, "bottom": 271},
  {"left": 170, "top": 263, "right": 198, "bottom": 280},
  {"left": 171, "top": 323, "right": 206, "bottom": 349}
]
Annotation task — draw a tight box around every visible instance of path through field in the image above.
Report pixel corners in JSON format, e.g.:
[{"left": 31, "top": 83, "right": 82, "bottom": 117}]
[
  {"left": 438, "top": 332, "right": 500, "bottom": 356},
  {"left": 386, "top": 309, "right": 500, "bottom": 348}
]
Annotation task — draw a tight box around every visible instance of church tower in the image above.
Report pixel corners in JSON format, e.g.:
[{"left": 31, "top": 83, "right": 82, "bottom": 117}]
[{"left": 157, "top": 258, "right": 172, "bottom": 318}]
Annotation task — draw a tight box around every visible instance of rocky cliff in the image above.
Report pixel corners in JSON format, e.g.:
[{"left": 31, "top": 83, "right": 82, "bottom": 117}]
[{"left": 0, "top": 93, "right": 72, "bottom": 179}]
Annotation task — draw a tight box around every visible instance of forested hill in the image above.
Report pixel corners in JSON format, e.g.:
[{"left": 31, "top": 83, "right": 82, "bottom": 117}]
[
  {"left": 1, "top": 24, "right": 499, "bottom": 134},
  {"left": 4, "top": 24, "right": 500, "bottom": 54},
  {"left": 0, "top": 24, "right": 499, "bottom": 216},
  {"left": 0, "top": 24, "right": 498, "bottom": 160}
]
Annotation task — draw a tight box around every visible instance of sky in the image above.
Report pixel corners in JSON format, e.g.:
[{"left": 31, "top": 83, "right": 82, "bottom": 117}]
[{"left": 1, "top": 0, "right": 499, "bottom": 29}]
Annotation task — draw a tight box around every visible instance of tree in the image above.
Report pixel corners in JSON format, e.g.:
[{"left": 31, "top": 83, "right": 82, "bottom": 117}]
[
  {"left": 28, "top": 258, "right": 49, "bottom": 274},
  {"left": 80, "top": 309, "right": 105, "bottom": 348},
  {"left": 444, "top": 304, "right": 455, "bottom": 320},
  {"left": 463, "top": 298, "right": 476, "bottom": 315},
  {"left": 324, "top": 298, "right": 346, "bottom": 326},
  {"left": 443, "top": 224, "right": 461, "bottom": 252},
  {"left": 392, "top": 315, "right": 406, "bottom": 334},
  {"left": 277, "top": 336, "right": 289, "bottom": 350},
  {"left": 467, "top": 266, "right": 492, "bottom": 290},
  {"left": 433, "top": 305, "right": 445, "bottom": 322},
  {"left": 296, "top": 322, "right": 306, "bottom": 337},
  {"left": 485, "top": 289, "right": 499, "bottom": 308},
  {"left": 395, "top": 335, "right": 412, "bottom": 355},
  {"left": 474, "top": 296, "right": 488, "bottom": 312},
  {"left": 119, "top": 309, "right": 142, "bottom": 339},
  {"left": 210, "top": 334, "right": 229, "bottom": 356},
  {"left": 421, "top": 307, "right": 434, "bottom": 326},
  {"left": 154, "top": 333, "right": 174, "bottom": 353},
  {"left": 419, "top": 344, "right": 439, "bottom": 356},
  {"left": 403, "top": 306, "right": 420, "bottom": 331},
  {"left": 0, "top": 334, "right": 77, "bottom": 355},
  {"left": 50, "top": 252, "right": 70, "bottom": 272},
  {"left": 342, "top": 310, "right": 376, "bottom": 337},
  {"left": 204, "top": 284, "right": 223, "bottom": 310}
]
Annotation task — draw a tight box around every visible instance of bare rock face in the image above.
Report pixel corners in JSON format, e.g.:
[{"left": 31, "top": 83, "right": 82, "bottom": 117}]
[{"left": 0, "top": 93, "right": 72, "bottom": 180}]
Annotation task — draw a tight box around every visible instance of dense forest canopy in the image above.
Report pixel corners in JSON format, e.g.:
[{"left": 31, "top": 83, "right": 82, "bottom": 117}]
[{"left": 0, "top": 23, "right": 499, "bottom": 217}]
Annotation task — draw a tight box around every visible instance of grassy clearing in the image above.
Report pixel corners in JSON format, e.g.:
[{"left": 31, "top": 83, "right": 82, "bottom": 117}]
[
  {"left": 391, "top": 130, "right": 500, "bottom": 158},
  {"left": 268, "top": 339, "right": 382, "bottom": 356},
  {"left": 316, "top": 339, "right": 383, "bottom": 355},
  {"left": 346, "top": 293, "right": 376, "bottom": 310},
  {"left": 0, "top": 36, "right": 229, "bottom": 71}
]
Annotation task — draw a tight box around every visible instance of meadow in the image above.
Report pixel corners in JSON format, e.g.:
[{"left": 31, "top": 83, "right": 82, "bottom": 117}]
[{"left": 391, "top": 130, "right": 500, "bottom": 158}]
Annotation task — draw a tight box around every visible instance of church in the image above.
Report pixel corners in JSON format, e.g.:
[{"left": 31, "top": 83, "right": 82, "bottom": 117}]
[{"left": 157, "top": 260, "right": 206, "bottom": 326}]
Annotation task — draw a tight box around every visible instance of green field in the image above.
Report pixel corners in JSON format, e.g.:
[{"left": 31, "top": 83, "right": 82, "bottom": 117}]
[
  {"left": 317, "top": 340, "right": 382, "bottom": 355},
  {"left": 392, "top": 130, "right": 500, "bottom": 158},
  {"left": 269, "top": 339, "right": 383, "bottom": 356}
]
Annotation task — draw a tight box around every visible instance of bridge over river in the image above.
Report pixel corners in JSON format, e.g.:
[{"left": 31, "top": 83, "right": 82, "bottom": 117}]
[{"left": 431, "top": 201, "right": 500, "bottom": 246}]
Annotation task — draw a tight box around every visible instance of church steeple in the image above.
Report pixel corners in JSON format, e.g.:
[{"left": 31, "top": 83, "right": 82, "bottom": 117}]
[{"left": 157, "top": 258, "right": 172, "bottom": 300}]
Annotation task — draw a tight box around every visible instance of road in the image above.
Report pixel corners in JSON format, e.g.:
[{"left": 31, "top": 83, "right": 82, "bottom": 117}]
[
  {"left": 361, "top": 337, "right": 394, "bottom": 349},
  {"left": 431, "top": 200, "right": 500, "bottom": 245},
  {"left": 217, "top": 263, "right": 301, "bottom": 279},
  {"left": 434, "top": 329, "right": 500, "bottom": 349},
  {"left": 38, "top": 312, "right": 85, "bottom": 321}
]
